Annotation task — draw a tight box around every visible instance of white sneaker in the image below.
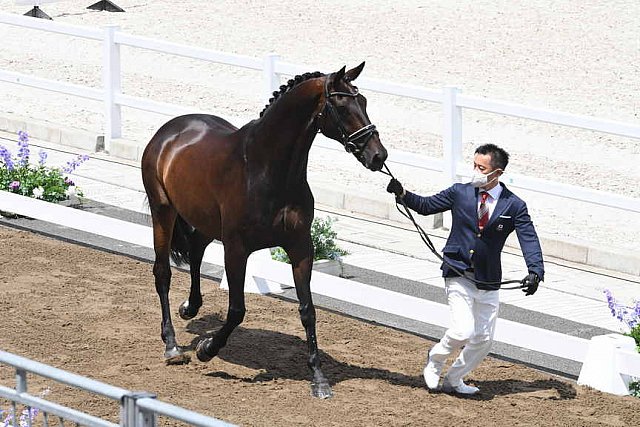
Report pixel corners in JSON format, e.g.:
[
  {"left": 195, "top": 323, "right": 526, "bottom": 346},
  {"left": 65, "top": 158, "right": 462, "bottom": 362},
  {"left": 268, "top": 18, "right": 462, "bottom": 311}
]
[
  {"left": 423, "top": 360, "right": 442, "bottom": 390},
  {"left": 442, "top": 377, "right": 480, "bottom": 395}
]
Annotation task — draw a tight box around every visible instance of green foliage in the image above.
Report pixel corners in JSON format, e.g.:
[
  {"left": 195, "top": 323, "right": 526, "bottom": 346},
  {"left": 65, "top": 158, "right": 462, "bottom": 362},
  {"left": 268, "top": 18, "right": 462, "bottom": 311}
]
[
  {"left": 271, "top": 217, "right": 349, "bottom": 263},
  {"left": 629, "top": 380, "right": 640, "bottom": 398},
  {"left": 628, "top": 324, "right": 640, "bottom": 398},
  {"left": 624, "top": 324, "right": 640, "bottom": 398},
  {"left": 0, "top": 163, "right": 77, "bottom": 203},
  {"left": 626, "top": 324, "right": 640, "bottom": 353}
]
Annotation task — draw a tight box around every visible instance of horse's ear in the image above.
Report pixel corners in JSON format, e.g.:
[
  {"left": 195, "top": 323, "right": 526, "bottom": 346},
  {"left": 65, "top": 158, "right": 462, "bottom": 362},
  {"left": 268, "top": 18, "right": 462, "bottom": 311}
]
[
  {"left": 344, "top": 62, "right": 365, "bottom": 82},
  {"left": 333, "top": 66, "right": 346, "bottom": 83}
]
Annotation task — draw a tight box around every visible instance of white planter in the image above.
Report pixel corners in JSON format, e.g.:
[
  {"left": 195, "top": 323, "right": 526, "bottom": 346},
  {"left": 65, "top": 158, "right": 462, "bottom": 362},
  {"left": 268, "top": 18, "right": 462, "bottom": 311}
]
[
  {"left": 577, "top": 333, "right": 639, "bottom": 396},
  {"left": 0, "top": 195, "right": 82, "bottom": 218},
  {"left": 312, "top": 259, "right": 344, "bottom": 277}
]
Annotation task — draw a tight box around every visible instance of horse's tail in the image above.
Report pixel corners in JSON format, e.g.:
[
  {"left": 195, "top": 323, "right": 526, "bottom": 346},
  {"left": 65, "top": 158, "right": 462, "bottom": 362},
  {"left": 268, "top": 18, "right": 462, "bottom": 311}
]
[{"left": 170, "top": 215, "right": 192, "bottom": 266}]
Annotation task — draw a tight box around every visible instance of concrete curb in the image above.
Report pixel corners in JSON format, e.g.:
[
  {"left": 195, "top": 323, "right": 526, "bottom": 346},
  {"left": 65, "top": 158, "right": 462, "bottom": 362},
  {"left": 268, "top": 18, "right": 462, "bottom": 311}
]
[
  {"left": 0, "top": 113, "right": 101, "bottom": 153},
  {"left": 1, "top": 116, "right": 638, "bottom": 277}
]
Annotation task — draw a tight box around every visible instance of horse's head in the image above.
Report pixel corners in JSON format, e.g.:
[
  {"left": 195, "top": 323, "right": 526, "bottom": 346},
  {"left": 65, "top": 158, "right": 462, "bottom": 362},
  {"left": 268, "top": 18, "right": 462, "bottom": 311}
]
[{"left": 317, "top": 63, "right": 388, "bottom": 171}]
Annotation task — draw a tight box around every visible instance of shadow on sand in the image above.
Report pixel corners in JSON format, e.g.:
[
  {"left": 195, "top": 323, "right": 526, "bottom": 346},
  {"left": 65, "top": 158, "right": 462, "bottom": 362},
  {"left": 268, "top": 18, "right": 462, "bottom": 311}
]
[
  {"left": 183, "top": 313, "right": 577, "bottom": 400},
  {"left": 185, "top": 313, "right": 422, "bottom": 388},
  {"left": 467, "top": 378, "right": 577, "bottom": 401}
]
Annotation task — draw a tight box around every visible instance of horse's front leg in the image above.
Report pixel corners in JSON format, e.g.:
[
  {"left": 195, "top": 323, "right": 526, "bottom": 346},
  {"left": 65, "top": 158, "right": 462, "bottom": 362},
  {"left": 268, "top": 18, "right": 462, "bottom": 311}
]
[
  {"left": 288, "top": 237, "right": 333, "bottom": 399},
  {"left": 196, "top": 239, "right": 247, "bottom": 362}
]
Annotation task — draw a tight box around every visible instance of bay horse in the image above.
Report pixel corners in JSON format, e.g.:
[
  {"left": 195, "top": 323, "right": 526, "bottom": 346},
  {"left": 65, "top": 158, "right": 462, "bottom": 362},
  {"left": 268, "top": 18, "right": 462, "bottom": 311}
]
[{"left": 141, "top": 63, "right": 387, "bottom": 398}]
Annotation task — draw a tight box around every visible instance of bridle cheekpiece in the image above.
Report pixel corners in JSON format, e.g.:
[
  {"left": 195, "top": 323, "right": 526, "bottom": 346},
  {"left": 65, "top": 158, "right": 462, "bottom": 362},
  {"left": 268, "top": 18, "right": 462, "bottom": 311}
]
[{"left": 317, "top": 75, "right": 378, "bottom": 155}]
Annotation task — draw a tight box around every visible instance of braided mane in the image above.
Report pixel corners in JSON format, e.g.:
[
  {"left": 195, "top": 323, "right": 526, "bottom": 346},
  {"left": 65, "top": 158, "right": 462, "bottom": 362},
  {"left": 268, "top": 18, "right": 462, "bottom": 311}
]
[{"left": 259, "top": 71, "right": 325, "bottom": 118}]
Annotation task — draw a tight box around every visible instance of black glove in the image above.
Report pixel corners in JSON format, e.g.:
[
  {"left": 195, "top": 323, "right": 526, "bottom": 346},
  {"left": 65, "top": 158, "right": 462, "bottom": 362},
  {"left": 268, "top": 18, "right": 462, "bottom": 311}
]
[
  {"left": 386, "top": 178, "right": 404, "bottom": 197},
  {"left": 521, "top": 273, "right": 540, "bottom": 296}
]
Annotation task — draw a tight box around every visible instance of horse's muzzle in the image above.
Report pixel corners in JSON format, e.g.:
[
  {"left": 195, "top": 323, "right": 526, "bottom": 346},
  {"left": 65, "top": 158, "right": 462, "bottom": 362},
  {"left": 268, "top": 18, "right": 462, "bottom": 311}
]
[
  {"left": 369, "top": 152, "right": 385, "bottom": 171},
  {"left": 366, "top": 144, "right": 388, "bottom": 171}
]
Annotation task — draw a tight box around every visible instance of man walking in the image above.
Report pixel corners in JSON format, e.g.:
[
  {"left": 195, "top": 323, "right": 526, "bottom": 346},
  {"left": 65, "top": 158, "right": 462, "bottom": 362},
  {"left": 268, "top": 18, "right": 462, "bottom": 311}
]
[{"left": 386, "top": 143, "right": 544, "bottom": 396}]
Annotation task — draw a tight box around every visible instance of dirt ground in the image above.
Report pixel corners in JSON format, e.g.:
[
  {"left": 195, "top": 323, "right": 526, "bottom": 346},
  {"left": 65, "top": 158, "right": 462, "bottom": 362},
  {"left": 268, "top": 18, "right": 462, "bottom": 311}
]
[{"left": 0, "top": 226, "right": 637, "bottom": 426}]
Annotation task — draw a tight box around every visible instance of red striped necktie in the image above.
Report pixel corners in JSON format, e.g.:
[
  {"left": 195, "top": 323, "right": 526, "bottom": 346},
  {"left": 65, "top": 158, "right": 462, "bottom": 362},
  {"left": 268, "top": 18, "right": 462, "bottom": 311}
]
[{"left": 478, "top": 192, "right": 490, "bottom": 231}]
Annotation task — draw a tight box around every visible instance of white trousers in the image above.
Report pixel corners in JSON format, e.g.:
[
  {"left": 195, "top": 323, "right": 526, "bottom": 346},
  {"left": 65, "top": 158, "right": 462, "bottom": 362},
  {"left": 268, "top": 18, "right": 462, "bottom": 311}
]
[{"left": 428, "top": 276, "right": 500, "bottom": 384}]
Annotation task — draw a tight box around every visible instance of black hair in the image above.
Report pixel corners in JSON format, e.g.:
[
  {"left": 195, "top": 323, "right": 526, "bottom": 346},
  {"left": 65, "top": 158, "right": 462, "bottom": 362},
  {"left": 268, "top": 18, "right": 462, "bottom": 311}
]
[
  {"left": 475, "top": 143, "right": 509, "bottom": 170},
  {"left": 259, "top": 71, "right": 325, "bottom": 117}
]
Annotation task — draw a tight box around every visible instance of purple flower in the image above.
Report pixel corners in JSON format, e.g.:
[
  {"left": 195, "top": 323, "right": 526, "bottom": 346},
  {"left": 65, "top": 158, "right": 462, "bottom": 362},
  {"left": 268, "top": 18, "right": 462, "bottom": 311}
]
[
  {"left": 0, "top": 146, "right": 14, "bottom": 171},
  {"left": 38, "top": 150, "right": 47, "bottom": 166},
  {"left": 8, "top": 181, "right": 20, "bottom": 191},
  {"left": 1, "top": 387, "right": 48, "bottom": 427},
  {"left": 17, "top": 130, "right": 29, "bottom": 143},
  {"left": 16, "top": 139, "right": 30, "bottom": 167},
  {"left": 62, "top": 154, "right": 90, "bottom": 174},
  {"left": 604, "top": 289, "right": 640, "bottom": 331},
  {"left": 64, "top": 177, "right": 74, "bottom": 186}
]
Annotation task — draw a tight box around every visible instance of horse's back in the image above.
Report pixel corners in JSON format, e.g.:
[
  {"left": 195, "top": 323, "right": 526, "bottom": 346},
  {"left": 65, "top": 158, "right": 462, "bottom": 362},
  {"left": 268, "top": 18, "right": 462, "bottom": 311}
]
[
  {"left": 147, "top": 114, "right": 237, "bottom": 146},
  {"left": 142, "top": 113, "right": 240, "bottom": 168}
]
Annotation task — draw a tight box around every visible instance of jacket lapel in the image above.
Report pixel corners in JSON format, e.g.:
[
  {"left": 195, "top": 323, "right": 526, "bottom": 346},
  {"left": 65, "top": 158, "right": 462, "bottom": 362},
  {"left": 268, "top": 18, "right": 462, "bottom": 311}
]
[
  {"left": 485, "top": 183, "right": 513, "bottom": 229},
  {"left": 468, "top": 185, "right": 480, "bottom": 229}
]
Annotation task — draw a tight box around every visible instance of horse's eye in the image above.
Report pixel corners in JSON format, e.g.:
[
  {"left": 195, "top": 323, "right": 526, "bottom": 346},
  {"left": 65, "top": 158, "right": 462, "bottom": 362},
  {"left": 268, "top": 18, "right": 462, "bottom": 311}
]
[
  {"left": 336, "top": 102, "right": 349, "bottom": 112},
  {"left": 333, "top": 96, "right": 350, "bottom": 108}
]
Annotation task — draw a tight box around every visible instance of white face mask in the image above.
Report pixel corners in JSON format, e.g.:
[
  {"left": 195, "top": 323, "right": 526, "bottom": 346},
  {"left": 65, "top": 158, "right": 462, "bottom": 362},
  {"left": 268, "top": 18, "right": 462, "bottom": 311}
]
[{"left": 470, "top": 169, "right": 500, "bottom": 188}]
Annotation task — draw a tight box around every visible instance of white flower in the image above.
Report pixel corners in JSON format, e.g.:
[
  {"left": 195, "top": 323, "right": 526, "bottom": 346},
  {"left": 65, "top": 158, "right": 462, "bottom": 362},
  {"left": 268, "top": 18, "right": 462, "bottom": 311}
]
[
  {"left": 32, "top": 186, "right": 44, "bottom": 199},
  {"left": 65, "top": 185, "right": 77, "bottom": 197}
]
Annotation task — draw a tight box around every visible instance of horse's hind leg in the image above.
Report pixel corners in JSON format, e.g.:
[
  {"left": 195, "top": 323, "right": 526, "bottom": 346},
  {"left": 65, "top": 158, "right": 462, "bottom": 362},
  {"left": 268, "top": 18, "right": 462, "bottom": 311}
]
[
  {"left": 178, "top": 231, "right": 209, "bottom": 320},
  {"left": 196, "top": 239, "right": 247, "bottom": 362},
  {"left": 288, "top": 238, "right": 333, "bottom": 399},
  {"left": 151, "top": 206, "right": 190, "bottom": 364}
]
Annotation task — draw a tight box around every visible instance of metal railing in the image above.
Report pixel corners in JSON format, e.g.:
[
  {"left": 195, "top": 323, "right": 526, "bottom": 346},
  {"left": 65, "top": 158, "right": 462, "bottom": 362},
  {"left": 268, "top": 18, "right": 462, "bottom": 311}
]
[{"left": 0, "top": 350, "right": 234, "bottom": 427}]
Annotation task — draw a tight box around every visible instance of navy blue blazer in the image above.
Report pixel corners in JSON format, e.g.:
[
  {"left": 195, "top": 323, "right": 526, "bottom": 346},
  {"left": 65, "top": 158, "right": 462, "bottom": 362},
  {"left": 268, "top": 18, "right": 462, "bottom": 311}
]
[{"left": 404, "top": 182, "right": 544, "bottom": 290}]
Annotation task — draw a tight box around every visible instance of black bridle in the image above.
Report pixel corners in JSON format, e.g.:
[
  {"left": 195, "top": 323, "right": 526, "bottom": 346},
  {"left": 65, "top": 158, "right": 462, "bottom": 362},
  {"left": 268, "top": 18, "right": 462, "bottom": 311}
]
[{"left": 317, "top": 76, "right": 378, "bottom": 156}]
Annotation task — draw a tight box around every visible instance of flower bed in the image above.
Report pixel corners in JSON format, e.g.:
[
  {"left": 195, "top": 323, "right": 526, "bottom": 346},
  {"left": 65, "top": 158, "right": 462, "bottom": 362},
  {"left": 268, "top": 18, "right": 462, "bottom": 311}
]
[{"left": 0, "top": 131, "right": 88, "bottom": 214}]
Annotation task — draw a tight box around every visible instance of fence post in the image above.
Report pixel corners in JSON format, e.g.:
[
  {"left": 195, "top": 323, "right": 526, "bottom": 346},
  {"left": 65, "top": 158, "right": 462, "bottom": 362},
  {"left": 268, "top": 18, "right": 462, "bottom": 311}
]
[
  {"left": 15, "top": 368, "right": 27, "bottom": 393},
  {"left": 121, "top": 392, "right": 157, "bottom": 427},
  {"left": 102, "top": 24, "right": 122, "bottom": 153},
  {"left": 442, "top": 86, "right": 463, "bottom": 184},
  {"left": 13, "top": 368, "right": 27, "bottom": 427},
  {"left": 262, "top": 53, "right": 281, "bottom": 104}
]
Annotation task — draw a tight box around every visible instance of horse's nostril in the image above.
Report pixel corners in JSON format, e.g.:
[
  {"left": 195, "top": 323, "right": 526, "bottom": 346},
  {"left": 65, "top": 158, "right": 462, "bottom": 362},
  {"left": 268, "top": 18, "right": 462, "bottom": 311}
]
[{"left": 371, "top": 152, "right": 385, "bottom": 170}]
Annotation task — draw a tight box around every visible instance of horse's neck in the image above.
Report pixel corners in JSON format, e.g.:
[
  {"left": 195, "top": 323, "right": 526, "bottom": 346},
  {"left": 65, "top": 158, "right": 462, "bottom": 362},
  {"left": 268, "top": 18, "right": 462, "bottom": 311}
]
[{"left": 248, "top": 93, "right": 320, "bottom": 189}]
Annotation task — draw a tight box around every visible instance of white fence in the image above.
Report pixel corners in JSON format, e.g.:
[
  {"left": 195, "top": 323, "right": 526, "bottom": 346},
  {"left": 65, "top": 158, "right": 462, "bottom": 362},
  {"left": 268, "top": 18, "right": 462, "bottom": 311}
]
[
  {"left": 0, "top": 349, "right": 234, "bottom": 427},
  {"left": 2, "top": 190, "right": 640, "bottom": 396},
  {"left": 0, "top": 12, "right": 639, "bottom": 214}
]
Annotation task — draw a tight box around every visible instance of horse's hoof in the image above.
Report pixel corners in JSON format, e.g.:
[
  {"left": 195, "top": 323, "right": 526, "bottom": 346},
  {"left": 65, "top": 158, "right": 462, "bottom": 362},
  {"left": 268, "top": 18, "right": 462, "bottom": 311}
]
[
  {"left": 164, "top": 347, "right": 191, "bottom": 365},
  {"left": 178, "top": 300, "right": 198, "bottom": 320},
  {"left": 196, "top": 338, "right": 215, "bottom": 362},
  {"left": 310, "top": 382, "right": 333, "bottom": 399}
]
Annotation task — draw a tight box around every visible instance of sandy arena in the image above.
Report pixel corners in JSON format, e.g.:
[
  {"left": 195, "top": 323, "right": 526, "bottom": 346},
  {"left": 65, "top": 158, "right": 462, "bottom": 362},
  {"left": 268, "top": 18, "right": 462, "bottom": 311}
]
[{"left": 0, "top": 226, "right": 638, "bottom": 426}]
